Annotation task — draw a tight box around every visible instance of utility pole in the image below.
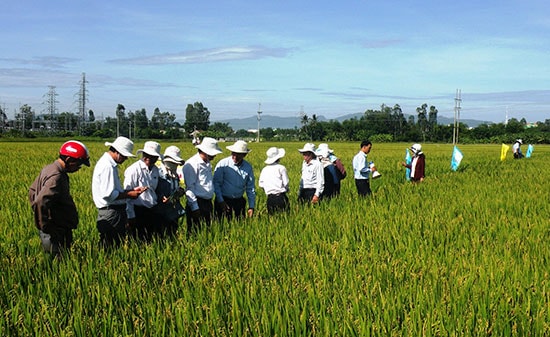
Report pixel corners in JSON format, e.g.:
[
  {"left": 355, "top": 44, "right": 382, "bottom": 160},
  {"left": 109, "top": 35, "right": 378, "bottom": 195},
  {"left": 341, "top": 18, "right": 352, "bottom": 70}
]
[
  {"left": 43, "top": 85, "right": 58, "bottom": 131},
  {"left": 256, "top": 103, "right": 262, "bottom": 142},
  {"left": 453, "top": 89, "right": 461, "bottom": 145},
  {"left": 76, "top": 72, "right": 88, "bottom": 135}
]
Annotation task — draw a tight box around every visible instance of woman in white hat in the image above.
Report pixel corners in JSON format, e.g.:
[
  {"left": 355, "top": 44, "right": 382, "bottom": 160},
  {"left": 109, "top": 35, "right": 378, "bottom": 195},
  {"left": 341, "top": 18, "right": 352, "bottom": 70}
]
[
  {"left": 402, "top": 143, "right": 425, "bottom": 182},
  {"left": 298, "top": 143, "right": 324, "bottom": 204},
  {"left": 156, "top": 145, "right": 186, "bottom": 238},
  {"left": 124, "top": 141, "right": 163, "bottom": 241},
  {"left": 259, "top": 147, "right": 290, "bottom": 215},
  {"left": 182, "top": 137, "right": 223, "bottom": 234},
  {"left": 213, "top": 140, "right": 256, "bottom": 220}
]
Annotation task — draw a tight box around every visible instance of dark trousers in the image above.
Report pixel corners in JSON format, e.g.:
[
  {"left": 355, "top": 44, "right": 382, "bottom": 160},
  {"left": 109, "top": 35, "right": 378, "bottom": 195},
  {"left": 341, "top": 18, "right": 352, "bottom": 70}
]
[
  {"left": 97, "top": 205, "right": 127, "bottom": 249},
  {"left": 129, "top": 205, "right": 161, "bottom": 242},
  {"left": 355, "top": 179, "right": 371, "bottom": 197},
  {"left": 186, "top": 197, "right": 213, "bottom": 235},
  {"left": 298, "top": 188, "right": 316, "bottom": 204},
  {"left": 216, "top": 196, "right": 246, "bottom": 220},
  {"left": 39, "top": 229, "right": 73, "bottom": 256},
  {"left": 267, "top": 193, "right": 290, "bottom": 215}
]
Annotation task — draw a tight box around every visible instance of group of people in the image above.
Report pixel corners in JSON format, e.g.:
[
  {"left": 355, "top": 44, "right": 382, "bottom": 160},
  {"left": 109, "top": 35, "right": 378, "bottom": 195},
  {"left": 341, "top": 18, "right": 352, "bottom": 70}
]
[{"left": 28, "top": 137, "right": 426, "bottom": 258}]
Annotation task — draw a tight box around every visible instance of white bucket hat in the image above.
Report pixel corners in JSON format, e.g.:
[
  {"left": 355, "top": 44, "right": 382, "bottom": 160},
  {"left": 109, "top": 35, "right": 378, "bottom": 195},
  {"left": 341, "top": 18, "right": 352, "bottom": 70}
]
[
  {"left": 265, "top": 147, "right": 285, "bottom": 164},
  {"left": 163, "top": 145, "right": 184, "bottom": 164},
  {"left": 137, "top": 141, "right": 163, "bottom": 159},
  {"left": 196, "top": 137, "right": 223, "bottom": 156},
  {"left": 105, "top": 136, "right": 135, "bottom": 157},
  {"left": 227, "top": 140, "right": 251, "bottom": 154},
  {"left": 298, "top": 143, "right": 316, "bottom": 154},
  {"left": 317, "top": 143, "right": 333, "bottom": 154}
]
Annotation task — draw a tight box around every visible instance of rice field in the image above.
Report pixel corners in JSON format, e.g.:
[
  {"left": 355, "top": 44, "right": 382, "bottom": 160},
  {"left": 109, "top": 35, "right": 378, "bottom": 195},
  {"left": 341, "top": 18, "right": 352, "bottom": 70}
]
[{"left": 0, "top": 140, "right": 549, "bottom": 336}]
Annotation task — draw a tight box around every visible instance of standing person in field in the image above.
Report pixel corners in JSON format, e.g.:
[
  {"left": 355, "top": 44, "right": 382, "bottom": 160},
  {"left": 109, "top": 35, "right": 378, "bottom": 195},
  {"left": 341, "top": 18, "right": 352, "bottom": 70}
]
[
  {"left": 298, "top": 143, "right": 324, "bottom": 204},
  {"left": 352, "top": 140, "right": 378, "bottom": 197},
  {"left": 317, "top": 143, "right": 346, "bottom": 196},
  {"left": 29, "top": 141, "right": 90, "bottom": 258},
  {"left": 183, "top": 137, "right": 223, "bottom": 234},
  {"left": 156, "top": 145, "right": 186, "bottom": 238},
  {"left": 213, "top": 140, "right": 256, "bottom": 220},
  {"left": 512, "top": 139, "right": 524, "bottom": 159},
  {"left": 124, "top": 141, "right": 163, "bottom": 241},
  {"left": 93, "top": 137, "right": 147, "bottom": 248},
  {"left": 259, "top": 147, "right": 290, "bottom": 215},
  {"left": 402, "top": 143, "right": 425, "bottom": 182}
]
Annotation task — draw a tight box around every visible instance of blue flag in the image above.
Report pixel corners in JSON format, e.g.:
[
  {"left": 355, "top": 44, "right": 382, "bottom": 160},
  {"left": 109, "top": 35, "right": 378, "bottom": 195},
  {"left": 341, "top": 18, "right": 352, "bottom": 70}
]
[
  {"left": 451, "top": 146, "right": 463, "bottom": 171},
  {"left": 405, "top": 148, "right": 411, "bottom": 181},
  {"left": 526, "top": 144, "right": 533, "bottom": 158}
]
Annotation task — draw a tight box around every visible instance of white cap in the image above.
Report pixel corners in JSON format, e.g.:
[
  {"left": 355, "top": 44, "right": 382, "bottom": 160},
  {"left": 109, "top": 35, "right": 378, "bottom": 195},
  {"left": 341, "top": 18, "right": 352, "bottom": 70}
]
[
  {"left": 163, "top": 145, "right": 184, "bottom": 164},
  {"left": 265, "top": 147, "right": 285, "bottom": 164},
  {"left": 226, "top": 140, "right": 251, "bottom": 154},
  {"left": 196, "top": 137, "right": 223, "bottom": 156},
  {"left": 137, "top": 141, "right": 163, "bottom": 159},
  {"left": 298, "top": 143, "right": 316, "bottom": 154},
  {"left": 105, "top": 136, "right": 135, "bottom": 157},
  {"left": 411, "top": 143, "right": 422, "bottom": 154}
]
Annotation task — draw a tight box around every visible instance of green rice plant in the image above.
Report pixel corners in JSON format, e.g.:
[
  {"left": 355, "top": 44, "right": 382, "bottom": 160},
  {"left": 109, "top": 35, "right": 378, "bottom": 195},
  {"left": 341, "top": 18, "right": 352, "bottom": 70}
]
[{"left": 0, "top": 140, "right": 548, "bottom": 336}]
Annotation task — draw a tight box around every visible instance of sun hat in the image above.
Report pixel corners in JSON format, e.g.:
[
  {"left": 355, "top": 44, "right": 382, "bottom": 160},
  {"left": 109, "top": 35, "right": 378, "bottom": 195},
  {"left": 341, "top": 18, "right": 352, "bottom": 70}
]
[
  {"left": 163, "top": 145, "right": 184, "bottom": 164},
  {"left": 105, "top": 136, "right": 135, "bottom": 157},
  {"left": 196, "top": 137, "right": 223, "bottom": 156},
  {"left": 317, "top": 143, "right": 333, "bottom": 154},
  {"left": 137, "top": 141, "right": 163, "bottom": 158},
  {"left": 411, "top": 143, "right": 422, "bottom": 154},
  {"left": 517, "top": 139, "right": 523, "bottom": 144},
  {"left": 265, "top": 147, "right": 285, "bottom": 164},
  {"left": 298, "top": 143, "right": 316, "bottom": 154},
  {"left": 227, "top": 140, "right": 251, "bottom": 154}
]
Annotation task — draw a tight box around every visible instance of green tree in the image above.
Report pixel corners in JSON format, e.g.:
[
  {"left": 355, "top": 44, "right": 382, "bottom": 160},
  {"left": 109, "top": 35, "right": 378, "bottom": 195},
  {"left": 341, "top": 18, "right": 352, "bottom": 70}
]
[
  {"left": 184, "top": 102, "right": 210, "bottom": 131},
  {"left": 15, "top": 104, "right": 34, "bottom": 131},
  {"left": 416, "top": 103, "right": 428, "bottom": 142}
]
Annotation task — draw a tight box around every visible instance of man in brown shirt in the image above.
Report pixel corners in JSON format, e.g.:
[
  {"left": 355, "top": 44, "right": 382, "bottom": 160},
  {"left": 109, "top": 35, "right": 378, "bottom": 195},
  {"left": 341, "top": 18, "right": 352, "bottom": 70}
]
[{"left": 29, "top": 140, "right": 90, "bottom": 257}]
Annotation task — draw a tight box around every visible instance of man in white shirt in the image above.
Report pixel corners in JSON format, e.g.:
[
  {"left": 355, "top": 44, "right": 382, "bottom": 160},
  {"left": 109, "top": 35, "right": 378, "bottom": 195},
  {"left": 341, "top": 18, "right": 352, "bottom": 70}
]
[
  {"left": 298, "top": 143, "right": 324, "bottom": 204},
  {"left": 259, "top": 147, "right": 290, "bottom": 214},
  {"left": 352, "top": 140, "right": 374, "bottom": 197},
  {"left": 182, "top": 137, "right": 222, "bottom": 234},
  {"left": 92, "top": 137, "right": 147, "bottom": 248},
  {"left": 124, "top": 141, "right": 162, "bottom": 241}
]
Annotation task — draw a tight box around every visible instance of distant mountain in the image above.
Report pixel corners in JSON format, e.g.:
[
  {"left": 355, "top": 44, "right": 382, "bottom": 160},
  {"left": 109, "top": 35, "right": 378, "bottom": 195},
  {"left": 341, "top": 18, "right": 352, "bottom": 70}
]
[{"left": 214, "top": 113, "right": 491, "bottom": 130}]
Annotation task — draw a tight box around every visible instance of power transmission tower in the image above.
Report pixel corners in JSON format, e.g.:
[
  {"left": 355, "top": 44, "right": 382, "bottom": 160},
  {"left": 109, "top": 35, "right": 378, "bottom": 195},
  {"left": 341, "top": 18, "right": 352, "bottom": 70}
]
[
  {"left": 76, "top": 72, "right": 88, "bottom": 135},
  {"left": 43, "top": 85, "right": 58, "bottom": 131},
  {"left": 256, "top": 103, "right": 262, "bottom": 142},
  {"left": 453, "top": 89, "right": 461, "bottom": 145}
]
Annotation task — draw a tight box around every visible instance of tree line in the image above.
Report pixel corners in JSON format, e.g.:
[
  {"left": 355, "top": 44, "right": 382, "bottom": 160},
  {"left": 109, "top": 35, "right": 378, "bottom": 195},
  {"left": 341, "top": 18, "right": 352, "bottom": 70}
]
[{"left": 1, "top": 101, "right": 549, "bottom": 144}]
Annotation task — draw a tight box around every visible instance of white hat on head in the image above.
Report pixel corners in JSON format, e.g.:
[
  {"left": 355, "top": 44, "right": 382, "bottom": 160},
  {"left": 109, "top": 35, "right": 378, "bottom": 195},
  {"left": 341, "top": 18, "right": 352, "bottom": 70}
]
[
  {"left": 105, "top": 136, "right": 135, "bottom": 157},
  {"left": 163, "top": 145, "right": 184, "bottom": 164},
  {"left": 227, "top": 140, "right": 251, "bottom": 154},
  {"left": 265, "top": 147, "right": 285, "bottom": 164},
  {"left": 317, "top": 143, "right": 333, "bottom": 154},
  {"left": 298, "top": 143, "right": 316, "bottom": 154},
  {"left": 196, "top": 137, "right": 223, "bottom": 156},
  {"left": 137, "top": 141, "right": 163, "bottom": 158},
  {"left": 411, "top": 143, "right": 422, "bottom": 154},
  {"left": 517, "top": 139, "right": 523, "bottom": 144}
]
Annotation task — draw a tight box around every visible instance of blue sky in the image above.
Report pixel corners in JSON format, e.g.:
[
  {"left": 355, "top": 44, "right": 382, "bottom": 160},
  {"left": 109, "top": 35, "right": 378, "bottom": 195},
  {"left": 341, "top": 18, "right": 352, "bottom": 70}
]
[{"left": 1, "top": 0, "right": 549, "bottom": 124}]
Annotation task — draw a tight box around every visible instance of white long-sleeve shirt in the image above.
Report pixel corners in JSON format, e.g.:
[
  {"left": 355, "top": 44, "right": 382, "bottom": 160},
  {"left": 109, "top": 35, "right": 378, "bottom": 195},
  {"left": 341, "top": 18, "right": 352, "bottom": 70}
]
[
  {"left": 124, "top": 159, "right": 160, "bottom": 218},
  {"left": 300, "top": 159, "right": 324, "bottom": 197},
  {"left": 92, "top": 152, "right": 126, "bottom": 208},
  {"left": 259, "top": 163, "right": 289, "bottom": 195},
  {"left": 182, "top": 153, "right": 215, "bottom": 211}
]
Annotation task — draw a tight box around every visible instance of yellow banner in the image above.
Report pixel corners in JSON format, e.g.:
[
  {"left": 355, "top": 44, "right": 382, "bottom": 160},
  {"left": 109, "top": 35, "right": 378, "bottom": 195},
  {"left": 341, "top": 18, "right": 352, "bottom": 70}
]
[{"left": 500, "top": 144, "right": 510, "bottom": 161}]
